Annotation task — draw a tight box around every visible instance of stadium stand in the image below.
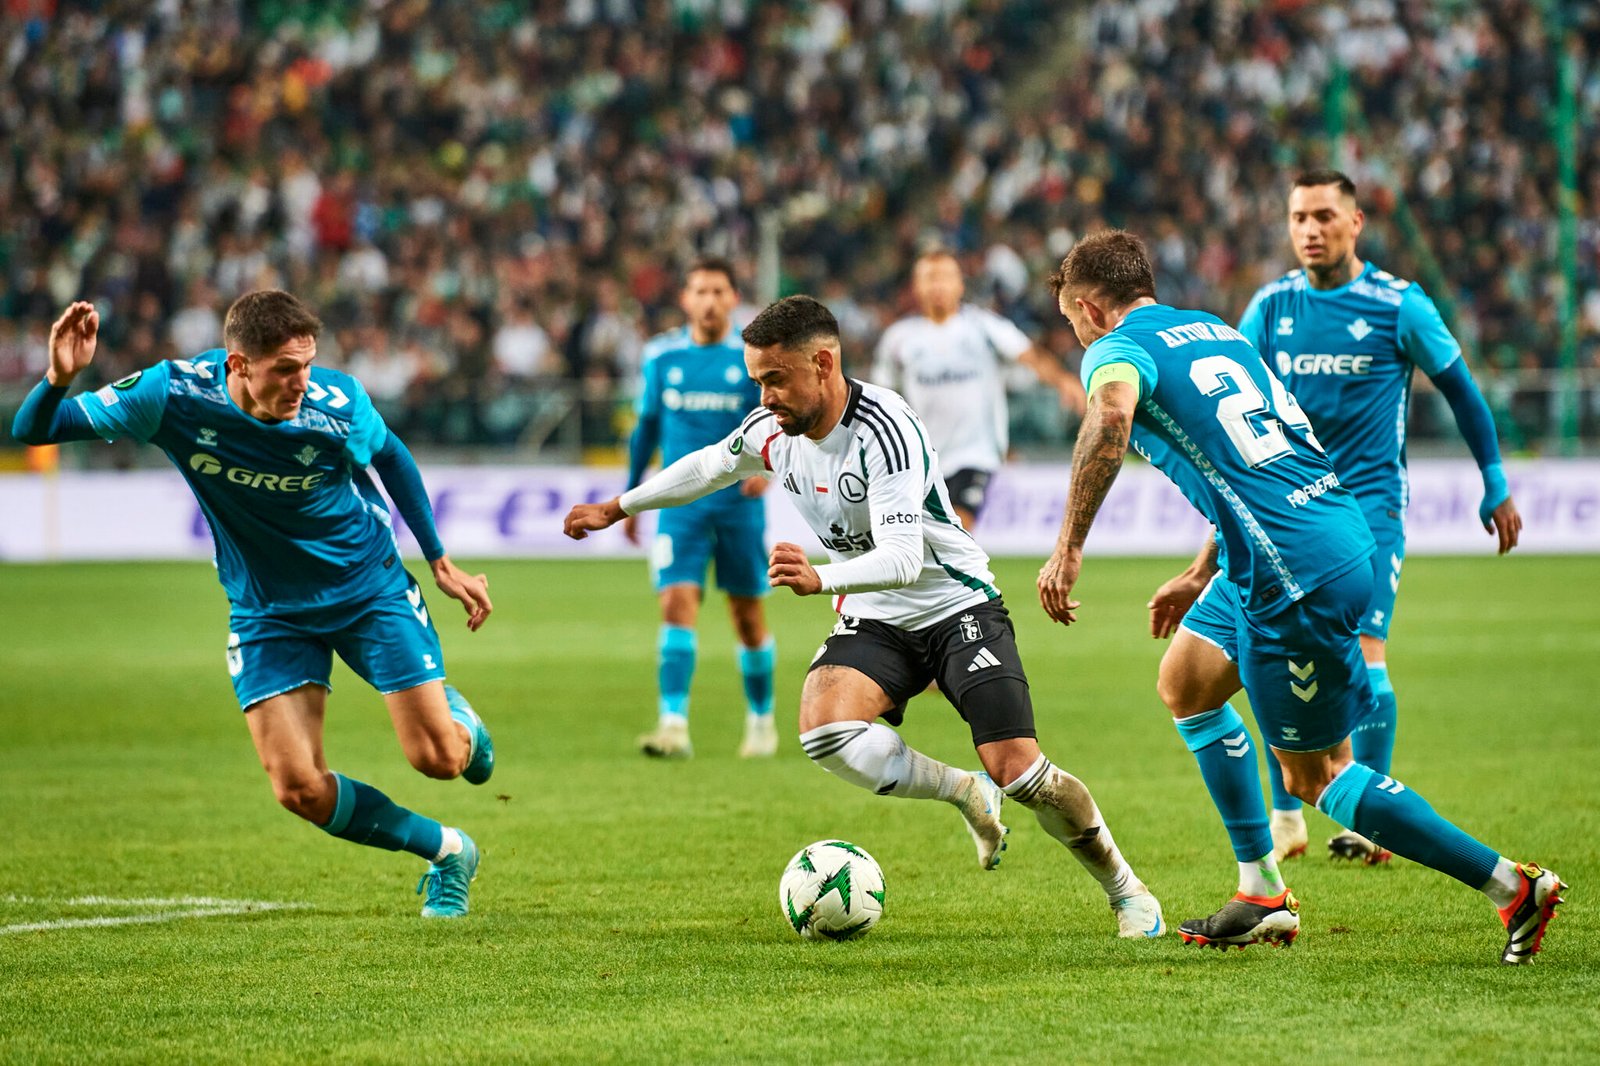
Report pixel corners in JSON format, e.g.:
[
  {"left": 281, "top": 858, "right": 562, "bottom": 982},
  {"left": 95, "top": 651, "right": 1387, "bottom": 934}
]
[{"left": 1, "top": 0, "right": 1595, "bottom": 451}]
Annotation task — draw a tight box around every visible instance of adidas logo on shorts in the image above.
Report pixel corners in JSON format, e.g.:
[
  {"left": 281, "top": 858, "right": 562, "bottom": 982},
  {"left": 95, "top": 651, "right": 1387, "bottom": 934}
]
[{"left": 967, "top": 647, "right": 1001, "bottom": 673}]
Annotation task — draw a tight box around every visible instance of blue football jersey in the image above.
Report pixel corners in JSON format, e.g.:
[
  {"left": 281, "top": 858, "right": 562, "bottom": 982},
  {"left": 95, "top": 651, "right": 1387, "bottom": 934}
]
[
  {"left": 636, "top": 326, "right": 761, "bottom": 506},
  {"left": 1238, "top": 263, "right": 1460, "bottom": 534},
  {"left": 1081, "top": 305, "right": 1375, "bottom": 615},
  {"left": 75, "top": 351, "right": 407, "bottom": 615}
]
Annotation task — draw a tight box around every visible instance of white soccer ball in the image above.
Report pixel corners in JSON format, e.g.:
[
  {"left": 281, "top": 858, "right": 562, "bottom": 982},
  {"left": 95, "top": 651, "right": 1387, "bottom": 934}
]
[{"left": 778, "top": 839, "right": 886, "bottom": 940}]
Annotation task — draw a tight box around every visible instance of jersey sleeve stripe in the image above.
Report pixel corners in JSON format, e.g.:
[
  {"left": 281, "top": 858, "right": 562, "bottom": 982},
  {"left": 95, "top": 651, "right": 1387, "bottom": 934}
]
[
  {"left": 854, "top": 404, "right": 908, "bottom": 474},
  {"left": 740, "top": 408, "right": 776, "bottom": 435},
  {"left": 856, "top": 398, "right": 910, "bottom": 473}
]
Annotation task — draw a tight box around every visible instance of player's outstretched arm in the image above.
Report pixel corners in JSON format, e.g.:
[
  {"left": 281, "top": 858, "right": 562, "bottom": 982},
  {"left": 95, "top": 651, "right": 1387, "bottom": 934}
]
[
  {"left": 11, "top": 302, "right": 111, "bottom": 445},
  {"left": 563, "top": 497, "right": 627, "bottom": 539},
  {"left": 367, "top": 432, "right": 491, "bottom": 629},
  {"left": 1148, "top": 534, "right": 1220, "bottom": 639},
  {"left": 1428, "top": 360, "right": 1521, "bottom": 553},
  {"left": 1038, "top": 379, "right": 1136, "bottom": 625},
  {"left": 567, "top": 431, "right": 765, "bottom": 540}
]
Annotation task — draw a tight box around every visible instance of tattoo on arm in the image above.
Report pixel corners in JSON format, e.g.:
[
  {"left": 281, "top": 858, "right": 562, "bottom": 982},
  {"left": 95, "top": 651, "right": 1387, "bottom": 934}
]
[{"left": 1057, "top": 388, "right": 1133, "bottom": 553}]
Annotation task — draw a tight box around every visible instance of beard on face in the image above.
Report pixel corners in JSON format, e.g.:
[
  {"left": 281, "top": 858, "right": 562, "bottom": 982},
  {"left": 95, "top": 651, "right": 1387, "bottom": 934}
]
[{"left": 769, "top": 400, "right": 819, "bottom": 437}]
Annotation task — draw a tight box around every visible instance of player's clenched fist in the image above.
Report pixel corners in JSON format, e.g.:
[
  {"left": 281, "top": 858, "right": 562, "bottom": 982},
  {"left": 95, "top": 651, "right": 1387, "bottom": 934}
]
[
  {"left": 563, "top": 498, "right": 627, "bottom": 540},
  {"left": 768, "top": 541, "right": 822, "bottom": 596}
]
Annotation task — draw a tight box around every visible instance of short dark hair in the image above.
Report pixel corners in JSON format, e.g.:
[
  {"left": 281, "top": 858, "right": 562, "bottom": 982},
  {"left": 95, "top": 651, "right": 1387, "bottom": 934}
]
[
  {"left": 686, "top": 256, "right": 739, "bottom": 291},
  {"left": 1291, "top": 168, "right": 1358, "bottom": 200},
  {"left": 223, "top": 290, "right": 322, "bottom": 358},
  {"left": 1047, "top": 230, "right": 1157, "bottom": 306},
  {"left": 741, "top": 295, "right": 839, "bottom": 353}
]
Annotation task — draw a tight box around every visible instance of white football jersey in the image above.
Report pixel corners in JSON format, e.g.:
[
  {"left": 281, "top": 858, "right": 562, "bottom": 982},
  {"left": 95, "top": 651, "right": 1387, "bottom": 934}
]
[
  {"left": 871, "top": 304, "right": 1033, "bottom": 474},
  {"left": 622, "top": 380, "right": 1001, "bottom": 630}
]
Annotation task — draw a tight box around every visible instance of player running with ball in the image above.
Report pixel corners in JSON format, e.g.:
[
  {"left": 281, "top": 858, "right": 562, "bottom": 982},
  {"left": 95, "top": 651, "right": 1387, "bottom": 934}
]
[
  {"left": 1038, "top": 230, "right": 1563, "bottom": 962},
  {"left": 12, "top": 293, "right": 496, "bottom": 918},
  {"left": 565, "top": 295, "right": 1165, "bottom": 939}
]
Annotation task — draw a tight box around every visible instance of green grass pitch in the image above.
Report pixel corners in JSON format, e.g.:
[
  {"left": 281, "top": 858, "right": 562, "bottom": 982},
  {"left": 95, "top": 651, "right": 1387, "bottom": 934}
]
[{"left": 2, "top": 555, "right": 1598, "bottom": 1064}]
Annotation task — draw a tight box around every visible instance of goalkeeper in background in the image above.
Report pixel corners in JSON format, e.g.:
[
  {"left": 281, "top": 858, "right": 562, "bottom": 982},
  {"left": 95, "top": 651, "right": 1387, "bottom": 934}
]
[{"left": 12, "top": 292, "right": 496, "bottom": 919}]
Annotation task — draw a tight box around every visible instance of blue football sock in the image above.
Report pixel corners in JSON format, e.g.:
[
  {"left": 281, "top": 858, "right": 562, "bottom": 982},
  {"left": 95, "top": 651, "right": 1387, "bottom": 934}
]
[
  {"left": 1316, "top": 762, "right": 1499, "bottom": 888},
  {"left": 658, "top": 624, "right": 696, "bottom": 720},
  {"left": 1264, "top": 743, "right": 1303, "bottom": 813},
  {"left": 1174, "top": 705, "right": 1274, "bottom": 862},
  {"left": 321, "top": 772, "right": 445, "bottom": 862},
  {"left": 1351, "top": 664, "right": 1397, "bottom": 774},
  {"left": 739, "top": 638, "right": 776, "bottom": 717}
]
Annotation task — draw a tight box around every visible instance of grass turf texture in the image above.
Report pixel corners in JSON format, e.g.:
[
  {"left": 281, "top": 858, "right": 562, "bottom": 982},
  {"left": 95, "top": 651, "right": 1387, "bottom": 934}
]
[{"left": 2, "top": 555, "right": 1597, "bottom": 1065}]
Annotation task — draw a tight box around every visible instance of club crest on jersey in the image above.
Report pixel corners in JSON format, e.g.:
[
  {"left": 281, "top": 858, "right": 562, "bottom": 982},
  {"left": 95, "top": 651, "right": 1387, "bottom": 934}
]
[
  {"left": 1347, "top": 317, "right": 1373, "bottom": 341},
  {"left": 196, "top": 427, "right": 218, "bottom": 446},
  {"left": 838, "top": 472, "right": 868, "bottom": 502},
  {"left": 1276, "top": 317, "right": 1294, "bottom": 336},
  {"left": 295, "top": 445, "right": 319, "bottom": 467},
  {"left": 959, "top": 614, "right": 982, "bottom": 643}
]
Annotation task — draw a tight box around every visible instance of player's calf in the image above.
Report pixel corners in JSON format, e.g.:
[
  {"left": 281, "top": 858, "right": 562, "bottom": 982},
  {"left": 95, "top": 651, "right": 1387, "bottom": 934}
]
[{"left": 1002, "top": 750, "right": 1161, "bottom": 935}]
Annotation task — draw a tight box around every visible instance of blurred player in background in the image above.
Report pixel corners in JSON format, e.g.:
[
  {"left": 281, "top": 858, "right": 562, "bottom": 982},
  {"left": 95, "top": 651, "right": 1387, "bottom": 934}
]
[
  {"left": 1039, "top": 231, "right": 1562, "bottom": 962},
  {"left": 624, "top": 259, "right": 776, "bottom": 759},
  {"left": 1227, "top": 170, "right": 1522, "bottom": 864},
  {"left": 567, "top": 296, "right": 1165, "bottom": 940},
  {"left": 872, "top": 250, "right": 1085, "bottom": 529},
  {"left": 12, "top": 293, "right": 496, "bottom": 919}
]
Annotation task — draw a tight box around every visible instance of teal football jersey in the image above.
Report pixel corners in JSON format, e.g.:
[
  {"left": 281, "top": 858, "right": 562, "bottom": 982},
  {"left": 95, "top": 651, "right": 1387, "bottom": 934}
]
[
  {"left": 1238, "top": 263, "right": 1460, "bottom": 534},
  {"left": 75, "top": 351, "right": 405, "bottom": 614},
  {"left": 636, "top": 327, "right": 761, "bottom": 507},
  {"left": 1081, "top": 305, "right": 1374, "bottom": 615}
]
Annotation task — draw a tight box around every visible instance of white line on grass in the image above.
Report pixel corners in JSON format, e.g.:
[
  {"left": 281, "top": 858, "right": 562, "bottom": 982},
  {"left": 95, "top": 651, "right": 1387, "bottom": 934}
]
[{"left": 0, "top": 898, "right": 312, "bottom": 935}]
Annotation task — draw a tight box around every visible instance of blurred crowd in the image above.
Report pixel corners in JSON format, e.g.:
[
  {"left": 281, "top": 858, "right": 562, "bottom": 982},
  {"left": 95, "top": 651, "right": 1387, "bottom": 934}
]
[{"left": 1, "top": 0, "right": 1597, "bottom": 450}]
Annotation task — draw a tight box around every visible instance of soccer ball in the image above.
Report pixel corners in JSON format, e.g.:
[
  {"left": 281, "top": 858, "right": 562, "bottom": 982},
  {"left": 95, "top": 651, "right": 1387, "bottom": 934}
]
[{"left": 778, "top": 839, "right": 886, "bottom": 940}]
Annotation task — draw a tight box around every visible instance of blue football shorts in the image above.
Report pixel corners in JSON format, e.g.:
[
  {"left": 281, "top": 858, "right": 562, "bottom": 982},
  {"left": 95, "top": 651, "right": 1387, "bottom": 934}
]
[
  {"left": 651, "top": 497, "right": 768, "bottom": 598},
  {"left": 1359, "top": 516, "right": 1406, "bottom": 641},
  {"left": 1181, "top": 563, "right": 1378, "bottom": 753},
  {"left": 226, "top": 574, "right": 447, "bottom": 711}
]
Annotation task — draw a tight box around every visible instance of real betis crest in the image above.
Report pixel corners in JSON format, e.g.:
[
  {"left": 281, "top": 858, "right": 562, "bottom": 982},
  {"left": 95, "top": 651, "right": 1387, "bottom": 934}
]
[{"left": 295, "top": 445, "right": 319, "bottom": 467}]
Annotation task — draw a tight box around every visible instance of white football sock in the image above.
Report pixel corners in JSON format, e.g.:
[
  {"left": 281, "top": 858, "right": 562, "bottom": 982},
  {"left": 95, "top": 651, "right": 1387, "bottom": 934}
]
[
  {"left": 1004, "top": 754, "right": 1137, "bottom": 900},
  {"left": 1481, "top": 856, "right": 1523, "bottom": 909},
  {"left": 434, "top": 827, "right": 463, "bottom": 863},
  {"left": 1238, "top": 855, "right": 1286, "bottom": 898},
  {"left": 799, "top": 721, "right": 966, "bottom": 801}
]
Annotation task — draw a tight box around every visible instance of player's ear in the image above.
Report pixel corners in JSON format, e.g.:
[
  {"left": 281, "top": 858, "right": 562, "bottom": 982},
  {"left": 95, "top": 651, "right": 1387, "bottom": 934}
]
[{"left": 814, "top": 345, "right": 836, "bottom": 381}]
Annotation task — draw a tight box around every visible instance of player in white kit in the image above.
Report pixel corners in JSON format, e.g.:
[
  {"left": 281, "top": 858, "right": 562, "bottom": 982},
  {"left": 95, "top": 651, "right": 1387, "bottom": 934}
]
[
  {"left": 872, "top": 250, "right": 1084, "bottom": 528},
  {"left": 564, "top": 296, "right": 1163, "bottom": 938}
]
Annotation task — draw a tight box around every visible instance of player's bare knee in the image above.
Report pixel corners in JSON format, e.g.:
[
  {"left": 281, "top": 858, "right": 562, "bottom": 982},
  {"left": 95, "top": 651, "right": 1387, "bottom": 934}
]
[
  {"left": 1156, "top": 673, "right": 1206, "bottom": 718},
  {"left": 272, "top": 772, "right": 332, "bottom": 821},
  {"left": 405, "top": 735, "right": 465, "bottom": 780},
  {"left": 976, "top": 739, "right": 1039, "bottom": 788}
]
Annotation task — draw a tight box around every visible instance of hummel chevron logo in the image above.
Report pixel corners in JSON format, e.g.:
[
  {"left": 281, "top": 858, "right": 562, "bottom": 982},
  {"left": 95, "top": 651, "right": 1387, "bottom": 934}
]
[
  {"left": 304, "top": 381, "right": 351, "bottom": 408},
  {"left": 967, "top": 647, "right": 1001, "bottom": 673},
  {"left": 405, "top": 586, "right": 429, "bottom": 626},
  {"left": 1289, "top": 659, "right": 1318, "bottom": 701},
  {"left": 1347, "top": 318, "right": 1373, "bottom": 341},
  {"left": 1222, "top": 732, "right": 1250, "bottom": 759}
]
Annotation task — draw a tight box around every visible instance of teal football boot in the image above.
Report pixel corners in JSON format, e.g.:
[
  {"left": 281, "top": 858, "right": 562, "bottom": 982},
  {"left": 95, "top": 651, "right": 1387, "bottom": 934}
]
[
  {"left": 418, "top": 832, "right": 480, "bottom": 918},
  {"left": 445, "top": 684, "right": 494, "bottom": 785}
]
